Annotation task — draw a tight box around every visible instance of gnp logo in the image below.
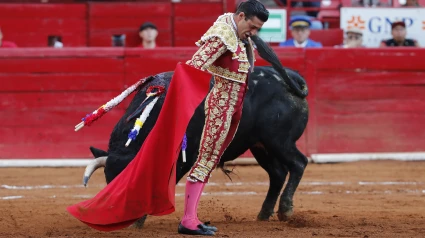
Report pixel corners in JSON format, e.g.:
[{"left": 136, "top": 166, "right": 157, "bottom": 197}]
[
  {"left": 347, "top": 16, "right": 365, "bottom": 30},
  {"left": 368, "top": 17, "right": 414, "bottom": 33}
]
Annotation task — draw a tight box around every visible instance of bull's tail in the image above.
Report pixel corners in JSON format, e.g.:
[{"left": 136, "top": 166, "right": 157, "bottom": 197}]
[
  {"left": 83, "top": 156, "right": 107, "bottom": 187},
  {"left": 250, "top": 35, "right": 308, "bottom": 98}
]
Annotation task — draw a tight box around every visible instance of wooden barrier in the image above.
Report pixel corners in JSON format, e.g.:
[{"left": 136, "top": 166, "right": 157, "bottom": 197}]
[
  {"left": 0, "top": 48, "right": 126, "bottom": 158},
  {"left": 1, "top": 48, "right": 425, "bottom": 160},
  {"left": 305, "top": 48, "right": 425, "bottom": 154}
]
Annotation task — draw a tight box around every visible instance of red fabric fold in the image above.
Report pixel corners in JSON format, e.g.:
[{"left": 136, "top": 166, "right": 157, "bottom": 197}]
[{"left": 67, "top": 63, "right": 212, "bottom": 231}]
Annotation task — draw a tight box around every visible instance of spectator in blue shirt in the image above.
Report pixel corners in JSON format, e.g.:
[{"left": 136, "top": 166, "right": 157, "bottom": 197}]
[{"left": 279, "top": 16, "right": 322, "bottom": 48}]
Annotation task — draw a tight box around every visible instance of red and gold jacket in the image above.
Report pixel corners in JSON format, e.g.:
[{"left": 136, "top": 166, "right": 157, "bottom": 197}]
[{"left": 186, "top": 13, "right": 255, "bottom": 84}]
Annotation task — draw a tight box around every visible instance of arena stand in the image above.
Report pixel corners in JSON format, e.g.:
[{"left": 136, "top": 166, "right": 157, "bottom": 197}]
[
  {"left": 0, "top": 0, "right": 346, "bottom": 47},
  {"left": 0, "top": 1, "right": 229, "bottom": 47},
  {"left": 1, "top": 1, "right": 425, "bottom": 166},
  {"left": 0, "top": 3, "right": 88, "bottom": 47}
]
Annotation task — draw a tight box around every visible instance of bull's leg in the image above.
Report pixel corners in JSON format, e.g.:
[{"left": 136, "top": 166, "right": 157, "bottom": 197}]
[
  {"left": 132, "top": 158, "right": 189, "bottom": 230},
  {"left": 104, "top": 161, "right": 149, "bottom": 230},
  {"left": 131, "top": 154, "right": 196, "bottom": 230},
  {"left": 132, "top": 215, "right": 147, "bottom": 229},
  {"left": 250, "top": 146, "right": 288, "bottom": 221},
  {"left": 277, "top": 146, "right": 308, "bottom": 221},
  {"left": 131, "top": 157, "right": 193, "bottom": 230}
]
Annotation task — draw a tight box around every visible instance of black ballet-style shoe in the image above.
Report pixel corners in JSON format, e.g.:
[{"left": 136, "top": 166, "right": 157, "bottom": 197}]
[
  {"left": 200, "top": 221, "right": 218, "bottom": 232},
  {"left": 178, "top": 223, "right": 215, "bottom": 236}
]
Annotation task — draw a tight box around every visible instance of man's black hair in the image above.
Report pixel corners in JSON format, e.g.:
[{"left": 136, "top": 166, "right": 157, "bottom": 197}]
[
  {"left": 235, "top": 0, "right": 269, "bottom": 22},
  {"left": 139, "top": 22, "right": 157, "bottom": 32}
]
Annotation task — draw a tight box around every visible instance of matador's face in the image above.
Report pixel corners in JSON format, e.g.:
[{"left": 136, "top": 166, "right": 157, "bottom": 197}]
[{"left": 235, "top": 12, "right": 264, "bottom": 40}]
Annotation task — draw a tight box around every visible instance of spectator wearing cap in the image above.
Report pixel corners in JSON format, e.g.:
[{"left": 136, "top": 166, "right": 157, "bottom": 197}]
[
  {"left": 279, "top": 16, "right": 322, "bottom": 48},
  {"left": 403, "top": 0, "right": 421, "bottom": 7},
  {"left": 0, "top": 27, "right": 17, "bottom": 48},
  {"left": 138, "top": 22, "right": 158, "bottom": 49},
  {"left": 335, "top": 28, "right": 365, "bottom": 48},
  {"left": 380, "top": 21, "right": 419, "bottom": 47}
]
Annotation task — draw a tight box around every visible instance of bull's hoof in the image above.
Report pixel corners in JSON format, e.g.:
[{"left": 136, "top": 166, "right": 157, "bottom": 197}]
[
  {"left": 256, "top": 215, "right": 269, "bottom": 221},
  {"left": 132, "top": 215, "right": 147, "bottom": 229},
  {"left": 277, "top": 208, "right": 293, "bottom": 221},
  {"left": 256, "top": 210, "right": 273, "bottom": 221}
]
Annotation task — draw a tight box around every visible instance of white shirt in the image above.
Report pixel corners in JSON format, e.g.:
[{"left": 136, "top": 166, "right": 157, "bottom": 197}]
[
  {"left": 230, "top": 15, "right": 238, "bottom": 31},
  {"left": 54, "top": 41, "right": 63, "bottom": 48},
  {"left": 294, "top": 40, "right": 308, "bottom": 48}
]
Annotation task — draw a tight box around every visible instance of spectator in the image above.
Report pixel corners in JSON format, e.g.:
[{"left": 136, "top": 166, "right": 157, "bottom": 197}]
[
  {"left": 351, "top": 0, "right": 389, "bottom": 7},
  {"left": 138, "top": 22, "right": 158, "bottom": 49},
  {"left": 48, "top": 36, "right": 63, "bottom": 48},
  {"left": 335, "top": 28, "right": 365, "bottom": 48},
  {"left": 403, "top": 0, "right": 421, "bottom": 7},
  {"left": 0, "top": 27, "right": 17, "bottom": 48},
  {"left": 380, "top": 21, "right": 419, "bottom": 47},
  {"left": 112, "top": 34, "right": 126, "bottom": 47},
  {"left": 54, "top": 41, "right": 63, "bottom": 48},
  {"left": 279, "top": 16, "right": 322, "bottom": 48},
  {"left": 290, "top": 15, "right": 323, "bottom": 30}
]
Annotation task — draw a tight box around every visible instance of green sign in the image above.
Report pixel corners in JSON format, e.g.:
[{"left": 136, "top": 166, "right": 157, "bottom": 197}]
[{"left": 258, "top": 9, "right": 287, "bottom": 43}]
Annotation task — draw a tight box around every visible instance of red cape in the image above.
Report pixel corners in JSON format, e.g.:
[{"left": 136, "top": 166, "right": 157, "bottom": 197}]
[{"left": 67, "top": 63, "right": 212, "bottom": 231}]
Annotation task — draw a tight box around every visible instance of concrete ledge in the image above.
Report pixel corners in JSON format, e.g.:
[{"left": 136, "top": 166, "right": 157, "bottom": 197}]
[
  {"left": 0, "top": 158, "right": 259, "bottom": 167},
  {"left": 311, "top": 152, "right": 425, "bottom": 163},
  {"left": 1, "top": 152, "right": 425, "bottom": 167}
]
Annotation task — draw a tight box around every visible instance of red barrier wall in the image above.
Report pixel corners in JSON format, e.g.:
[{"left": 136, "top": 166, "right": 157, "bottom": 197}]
[
  {"left": 0, "top": 48, "right": 126, "bottom": 158},
  {"left": 305, "top": 48, "right": 425, "bottom": 154},
  {"left": 1, "top": 48, "right": 424, "bottom": 159}
]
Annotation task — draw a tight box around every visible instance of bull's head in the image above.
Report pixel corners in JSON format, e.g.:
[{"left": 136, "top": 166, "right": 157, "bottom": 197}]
[{"left": 83, "top": 146, "right": 108, "bottom": 187}]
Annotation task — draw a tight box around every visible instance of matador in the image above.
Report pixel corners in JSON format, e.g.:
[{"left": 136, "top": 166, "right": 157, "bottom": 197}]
[
  {"left": 66, "top": 1, "right": 269, "bottom": 236},
  {"left": 180, "top": 1, "right": 269, "bottom": 236}
]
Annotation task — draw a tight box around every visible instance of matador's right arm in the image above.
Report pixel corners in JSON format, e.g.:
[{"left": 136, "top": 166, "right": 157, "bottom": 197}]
[{"left": 186, "top": 37, "right": 227, "bottom": 71}]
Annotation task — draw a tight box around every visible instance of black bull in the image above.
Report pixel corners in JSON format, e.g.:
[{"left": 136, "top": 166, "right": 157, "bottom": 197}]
[{"left": 84, "top": 65, "right": 309, "bottom": 227}]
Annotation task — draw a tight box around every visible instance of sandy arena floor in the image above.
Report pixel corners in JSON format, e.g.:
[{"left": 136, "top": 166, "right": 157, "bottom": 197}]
[{"left": 1, "top": 160, "right": 425, "bottom": 237}]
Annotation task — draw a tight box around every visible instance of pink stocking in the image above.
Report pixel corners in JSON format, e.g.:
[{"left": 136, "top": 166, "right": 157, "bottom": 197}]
[{"left": 181, "top": 179, "right": 206, "bottom": 230}]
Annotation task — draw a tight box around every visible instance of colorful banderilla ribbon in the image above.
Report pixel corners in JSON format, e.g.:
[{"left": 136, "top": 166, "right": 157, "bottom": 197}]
[
  {"left": 125, "top": 86, "right": 165, "bottom": 147},
  {"left": 74, "top": 76, "right": 151, "bottom": 132}
]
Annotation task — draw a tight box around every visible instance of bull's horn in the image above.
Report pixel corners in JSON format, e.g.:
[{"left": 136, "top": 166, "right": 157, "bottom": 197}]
[{"left": 83, "top": 156, "right": 107, "bottom": 187}]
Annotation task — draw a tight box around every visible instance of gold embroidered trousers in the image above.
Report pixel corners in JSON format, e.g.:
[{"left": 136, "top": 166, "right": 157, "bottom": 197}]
[{"left": 188, "top": 76, "right": 247, "bottom": 183}]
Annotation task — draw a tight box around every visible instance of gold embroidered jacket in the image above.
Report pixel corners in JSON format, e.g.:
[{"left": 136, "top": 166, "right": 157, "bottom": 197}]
[{"left": 186, "top": 13, "right": 255, "bottom": 84}]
